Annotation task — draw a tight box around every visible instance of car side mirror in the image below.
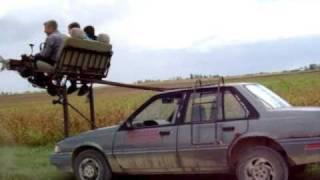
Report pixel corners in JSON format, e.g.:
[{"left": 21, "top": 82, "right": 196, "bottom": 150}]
[{"left": 125, "top": 121, "right": 134, "bottom": 130}]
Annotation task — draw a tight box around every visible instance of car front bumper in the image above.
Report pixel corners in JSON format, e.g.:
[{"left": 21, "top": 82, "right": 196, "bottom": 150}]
[{"left": 50, "top": 152, "right": 73, "bottom": 173}]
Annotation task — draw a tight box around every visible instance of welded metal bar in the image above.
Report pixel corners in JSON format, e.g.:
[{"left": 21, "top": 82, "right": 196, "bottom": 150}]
[
  {"left": 215, "top": 76, "right": 224, "bottom": 144},
  {"left": 67, "top": 103, "right": 91, "bottom": 124},
  {"left": 88, "top": 84, "right": 96, "bottom": 130},
  {"left": 62, "top": 86, "right": 69, "bottom": 137},
  {"left": 74, "top": 76, "right": 226, "bottom": 92},
  {"left": 75, "top": 78, "right": 171, "bottom": 92}
]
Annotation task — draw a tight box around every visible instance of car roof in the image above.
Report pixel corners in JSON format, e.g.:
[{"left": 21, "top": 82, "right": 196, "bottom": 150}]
[{"left": 158, "top": 82, "right": 258, "bottom": 95}]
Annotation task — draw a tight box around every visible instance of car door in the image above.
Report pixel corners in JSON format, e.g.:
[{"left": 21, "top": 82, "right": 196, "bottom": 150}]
[
  {"left": 177, "top": 87, "right": 252, "bottom": 172},
  {"left": 215, "top": 88, "right": 255, "bottom": 146},
  {"left": 177, "top": 89, "right": 226, "bottom": 172},
  {"left": 113, "top": 93, "right": 185, "bottom": 173}
]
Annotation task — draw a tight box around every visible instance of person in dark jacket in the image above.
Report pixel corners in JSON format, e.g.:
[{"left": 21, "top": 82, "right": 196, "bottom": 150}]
[{"left": 84, "top": 25, "right": 97, "bottom": 40}]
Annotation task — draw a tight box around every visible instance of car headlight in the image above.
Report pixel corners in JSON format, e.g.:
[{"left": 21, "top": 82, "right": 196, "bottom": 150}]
[{"left": 54, "top": 145, "right": 61, "bottom": 153}]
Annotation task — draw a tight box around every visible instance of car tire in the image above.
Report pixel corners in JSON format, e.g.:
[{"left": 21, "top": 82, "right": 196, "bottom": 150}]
[
  {"left": 74, "top": 149, "right": 112, "bottom": 180},
  {"left": 236, "top": 146, "right": 288, "bottom": 180}
]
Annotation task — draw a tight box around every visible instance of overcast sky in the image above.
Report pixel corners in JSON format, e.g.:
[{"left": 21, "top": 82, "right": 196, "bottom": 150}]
[{"left": 0, "top": 0, "right": 320, "bottom": 92}]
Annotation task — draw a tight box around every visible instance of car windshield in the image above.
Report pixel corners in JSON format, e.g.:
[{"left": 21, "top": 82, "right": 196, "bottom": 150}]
[{"left": 245, "top": 84, "right": 291, "bottom": 109}]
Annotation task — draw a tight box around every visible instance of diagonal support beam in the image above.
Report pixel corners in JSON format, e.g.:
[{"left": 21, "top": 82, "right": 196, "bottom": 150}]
[{"left": 76, "top": 78, "right": 173, "bottom": 92}]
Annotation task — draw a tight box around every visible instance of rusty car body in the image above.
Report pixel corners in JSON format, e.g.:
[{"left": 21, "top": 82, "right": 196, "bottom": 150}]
[{"left": 51, "top": 83, "right": 320, "bottom": 180}]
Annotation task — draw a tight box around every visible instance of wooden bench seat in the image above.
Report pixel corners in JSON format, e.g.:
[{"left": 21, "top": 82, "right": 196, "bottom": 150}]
[{"left": 55, "top": 38, "right": 113, "bottom": 80}]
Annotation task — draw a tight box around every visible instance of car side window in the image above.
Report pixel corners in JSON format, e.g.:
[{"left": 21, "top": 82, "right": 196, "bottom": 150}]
[
  {"left": 224, "top": 90, "right": 249, "bottom": 120},
  {"left": 185, "top": 92, "right": 222, "bottom": 123},
  {"left": 131, "top": 95, "right": 181, "bottom": 128}
]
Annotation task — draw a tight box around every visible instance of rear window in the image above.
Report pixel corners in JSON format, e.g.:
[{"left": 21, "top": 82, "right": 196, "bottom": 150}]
[
  {"left": 245, "top": 84, "right": 291, "bottom": 109},
  {"left": 224, "top": 90, "right": 248, "bottom": 120}
]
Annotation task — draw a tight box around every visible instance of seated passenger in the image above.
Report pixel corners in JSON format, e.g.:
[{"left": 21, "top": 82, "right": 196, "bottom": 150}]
[
  {"left": 97, "top": 33, "right": 110, "bottom": 44},
  {"left": 69, "top": 27, "right": 92, "bottom": 96},
  {"left": 0, "top": 20, "right": 65, "bottom": 96},
  {"left": 34, "top": 20, "right": 65, "bottom": 71},
  {"left": 70, "top": 28, "right": 90, "bottom": 40},
  {"left": 78, "top": 25, "right": 105, "bottom": 96},
  {"left": 30, "top": 20, "right": 65, "bottom": 89},
  {"left": 68, "top": 22, "right": 81, "bottom": 35},
  {"left": 74, "top": 31, "right": 111, "bottom": 96},
  {"left": 66, "top": 23, "right": 92, "bottom": 95},
  {"left": 84, "top": 25, "right": 97, "bottom": 40}
]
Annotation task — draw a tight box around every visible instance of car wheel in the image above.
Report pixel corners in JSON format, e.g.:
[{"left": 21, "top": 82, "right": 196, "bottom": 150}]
[
  {"left": 74, "top": 150, "right": 112, "bottom": 180},
  {"left": 236, "top": 146, "right": 288, "bottom": 180}
]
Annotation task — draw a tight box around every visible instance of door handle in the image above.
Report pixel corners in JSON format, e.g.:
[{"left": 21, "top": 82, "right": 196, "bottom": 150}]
[
  {"left": 222, "top": 126, "right": 235, "bottom": 132},
  {"left": 159, "top": 131, "right": 171, "bottom": 136}
]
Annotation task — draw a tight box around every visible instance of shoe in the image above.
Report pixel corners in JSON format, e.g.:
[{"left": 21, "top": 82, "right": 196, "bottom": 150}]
[
  {"left": 19, "top": 67, "right": 33, "bottom": 78},
  {"left": 67, "top": 84, "right": 78, "bottom": 94},
  {"left": 78, "top": 84, "right": 90, "bottom": 96},
  {"left": 28, "top": 77, "right": 46, "bottom": 88},
  {"left": 47, "top": 84, "right": 59, "bottom": 96}
]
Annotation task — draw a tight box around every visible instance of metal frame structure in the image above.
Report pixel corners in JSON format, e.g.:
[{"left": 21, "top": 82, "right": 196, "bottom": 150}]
[
  {"left": 55, "top": 76, "right": 225, "bottom": 138},
  {"left": 53, "top": 83, "right": 96, "bottom": 137},
  {"left": 53, "top": 77, "right": 174, "bottom": 137}
]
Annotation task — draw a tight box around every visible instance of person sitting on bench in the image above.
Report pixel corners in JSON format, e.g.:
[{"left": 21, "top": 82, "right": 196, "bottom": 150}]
[
  {"left": 97, "top": 33, "right": 110, "bottom": 44},
  {"left": 0, "top": 20, "right": 65, "bottom": 94},
  {"left": 66, "top": 22, "right": 90, "bottom": 95},
  {"left": 84, "top": 25, "right": 97, "bottom": 41},
  {"left": 27, "top": 20, "right": 65, "bottom": 88},
  {"left": 35, "top": 20, "right": 65, "bottom": 70}
]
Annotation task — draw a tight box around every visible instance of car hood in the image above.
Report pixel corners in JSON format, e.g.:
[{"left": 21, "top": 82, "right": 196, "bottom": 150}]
[
  {"left": 76, "top": 125, "right": 120, "bottom": 138},
  {"left": 57, "top": 124, "right": 120, "bottom": 153}
]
